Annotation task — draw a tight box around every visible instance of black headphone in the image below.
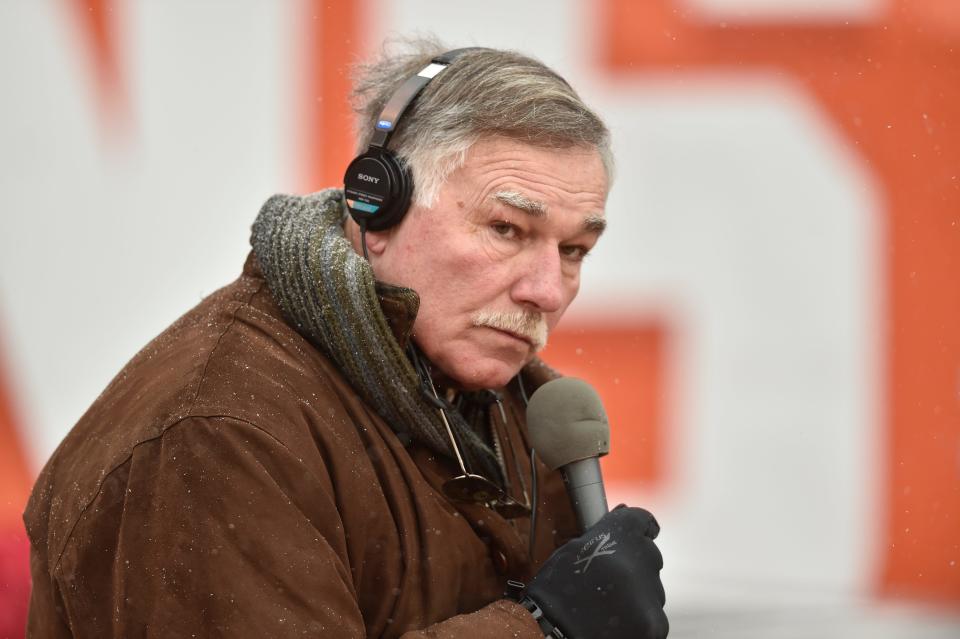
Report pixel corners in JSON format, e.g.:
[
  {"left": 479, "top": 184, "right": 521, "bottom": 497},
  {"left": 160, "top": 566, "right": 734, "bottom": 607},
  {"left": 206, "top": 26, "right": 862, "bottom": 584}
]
[{"left": 343, "top": 48, "right": 477, "bottom": 232}]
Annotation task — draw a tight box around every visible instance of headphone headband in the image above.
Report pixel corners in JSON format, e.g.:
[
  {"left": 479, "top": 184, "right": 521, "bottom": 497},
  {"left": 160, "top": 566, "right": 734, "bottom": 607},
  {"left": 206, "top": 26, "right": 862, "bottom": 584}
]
[
  {"left": 344, "top": 47, "right": 482, "bottom": 232},
  {"left": 369, "top": 48, "right": 479, "bottom": 149}
]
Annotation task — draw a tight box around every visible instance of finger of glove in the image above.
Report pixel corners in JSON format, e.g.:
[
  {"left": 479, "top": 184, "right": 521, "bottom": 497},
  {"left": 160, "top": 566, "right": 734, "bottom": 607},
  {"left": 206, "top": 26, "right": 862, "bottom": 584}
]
[
  {"left": 643, "top": 540, "right": 666, "bottom": 607},
  {"left": 640, "top": 536, "right": 665, "bottom": 574},
  {"left": 607, "top": 536, "right": 665, "bottom": 607},
  {"left": 605, "top": 506, "right": 661, "bottom": 540},
  {"left": 644, "top": 608, "right": 670, "bottom": 639},
  {"left": 626, "top": 537, "right": 665, "bottom": 606}
]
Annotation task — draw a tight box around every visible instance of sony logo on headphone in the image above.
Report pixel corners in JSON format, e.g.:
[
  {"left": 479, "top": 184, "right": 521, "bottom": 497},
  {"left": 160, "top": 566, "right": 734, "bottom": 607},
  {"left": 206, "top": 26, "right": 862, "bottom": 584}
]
[{"left": 357, "top": 173, "right": 380, "bottom": 184}]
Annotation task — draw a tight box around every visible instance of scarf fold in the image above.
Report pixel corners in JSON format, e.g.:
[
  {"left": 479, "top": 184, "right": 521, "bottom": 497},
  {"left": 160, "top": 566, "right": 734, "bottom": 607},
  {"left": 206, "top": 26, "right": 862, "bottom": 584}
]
[{"left": 250, "top": 190, "right": 503, "bottom": 485}]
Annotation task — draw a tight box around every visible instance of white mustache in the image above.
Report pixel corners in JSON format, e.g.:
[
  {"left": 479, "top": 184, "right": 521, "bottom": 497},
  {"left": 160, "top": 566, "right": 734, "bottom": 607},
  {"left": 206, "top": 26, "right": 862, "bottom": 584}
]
[{"left": 471, "top": 309, "right": 548, "bottom": 351}]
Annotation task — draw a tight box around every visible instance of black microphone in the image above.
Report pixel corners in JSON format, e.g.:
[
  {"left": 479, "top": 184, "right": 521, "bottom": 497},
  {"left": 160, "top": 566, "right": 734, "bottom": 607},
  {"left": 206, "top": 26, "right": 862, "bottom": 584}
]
[{"left": 526, "top": 378, "right": 610, "bottom": 533}]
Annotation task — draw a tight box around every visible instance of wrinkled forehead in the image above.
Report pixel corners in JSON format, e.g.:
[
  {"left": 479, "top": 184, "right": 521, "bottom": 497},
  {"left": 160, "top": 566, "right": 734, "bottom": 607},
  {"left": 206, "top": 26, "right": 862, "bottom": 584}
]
[{"left": 454, "top": 138, "right": 610, "bottom": 210}]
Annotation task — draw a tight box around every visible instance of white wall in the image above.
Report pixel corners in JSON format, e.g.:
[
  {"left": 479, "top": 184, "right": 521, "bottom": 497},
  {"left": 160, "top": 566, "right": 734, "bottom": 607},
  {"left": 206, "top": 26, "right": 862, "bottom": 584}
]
[{"left": 0, "top": 1, "right": 297, "bottom": 461}]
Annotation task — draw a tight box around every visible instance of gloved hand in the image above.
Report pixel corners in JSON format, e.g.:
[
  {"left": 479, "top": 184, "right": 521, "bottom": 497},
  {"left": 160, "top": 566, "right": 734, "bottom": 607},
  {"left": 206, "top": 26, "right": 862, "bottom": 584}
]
[{"left": 523, "top": 506, "right": 667, "bottom": 638}]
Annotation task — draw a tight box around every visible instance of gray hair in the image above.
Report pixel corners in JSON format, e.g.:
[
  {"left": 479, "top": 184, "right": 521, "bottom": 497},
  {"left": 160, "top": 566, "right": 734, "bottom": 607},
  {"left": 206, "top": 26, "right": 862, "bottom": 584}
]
[{"left": 350, "top": 37, "right": 613, "bottom": 207}]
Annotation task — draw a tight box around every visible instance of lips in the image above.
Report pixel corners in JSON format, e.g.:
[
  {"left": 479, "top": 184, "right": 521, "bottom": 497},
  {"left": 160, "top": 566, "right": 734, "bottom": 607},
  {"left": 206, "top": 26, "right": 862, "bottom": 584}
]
[{"left": 485, "top": 326, "right": 534, "bottom": 348}]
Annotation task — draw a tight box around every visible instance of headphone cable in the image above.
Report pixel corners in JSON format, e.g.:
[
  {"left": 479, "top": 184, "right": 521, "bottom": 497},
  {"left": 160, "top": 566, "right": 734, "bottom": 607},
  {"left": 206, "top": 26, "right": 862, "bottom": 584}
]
[{"left": 359, "top": 220, "right": 370, "bottom": 261}]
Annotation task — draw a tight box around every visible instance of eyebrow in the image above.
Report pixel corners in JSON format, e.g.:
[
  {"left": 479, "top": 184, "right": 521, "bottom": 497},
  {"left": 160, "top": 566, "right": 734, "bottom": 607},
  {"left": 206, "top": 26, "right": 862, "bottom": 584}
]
[
  {"left": 584, "top": 215, "right": 607, "bottom": 235},
  {"left": 493, "top": 190, "right": 547, "bottom": 217},
  {"left": 492, "top": 189, "right": 606, "bottom": 235}
]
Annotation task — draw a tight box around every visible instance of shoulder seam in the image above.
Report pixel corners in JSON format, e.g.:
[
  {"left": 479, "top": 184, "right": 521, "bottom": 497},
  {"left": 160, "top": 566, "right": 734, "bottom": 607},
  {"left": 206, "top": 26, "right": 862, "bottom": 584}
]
[
  {"left": 50, "top": 276, "right": 267, "bottom": 574},
  {"left": 187, "top": 277, "right": 265, "bottom": 411}
]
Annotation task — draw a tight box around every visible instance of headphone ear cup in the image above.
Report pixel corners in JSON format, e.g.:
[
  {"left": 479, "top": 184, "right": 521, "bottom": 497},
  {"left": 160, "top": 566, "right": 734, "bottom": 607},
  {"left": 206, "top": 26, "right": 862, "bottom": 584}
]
[{"left": 343, "top": 149, "right": 413, "bottom": 231}]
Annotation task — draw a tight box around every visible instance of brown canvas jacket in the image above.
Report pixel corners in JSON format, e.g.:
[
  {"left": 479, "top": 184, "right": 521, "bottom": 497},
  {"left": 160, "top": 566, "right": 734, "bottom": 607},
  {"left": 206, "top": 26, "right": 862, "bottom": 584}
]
[{"left": 24, "top": 254, "right": 578, "bottom": 638}]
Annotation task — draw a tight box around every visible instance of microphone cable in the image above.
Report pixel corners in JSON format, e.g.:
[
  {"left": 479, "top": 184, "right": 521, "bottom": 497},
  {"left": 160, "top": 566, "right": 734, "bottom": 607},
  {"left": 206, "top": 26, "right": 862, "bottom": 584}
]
[
  {"left": 529, "top": 448, "right": 539, "bottom": 562},
  {"left": 516, "top": 373, "right": 540, "bottom": 562}
]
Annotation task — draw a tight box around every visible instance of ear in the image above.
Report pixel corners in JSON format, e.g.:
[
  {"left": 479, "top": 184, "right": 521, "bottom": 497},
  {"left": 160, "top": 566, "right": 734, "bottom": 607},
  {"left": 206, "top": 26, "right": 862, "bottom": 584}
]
[
  {"left": 344, "top": 216, "right": 392, "bottom": 257},
  {"left": 363, "top": 228, "right": 391, "bottom": 256}
]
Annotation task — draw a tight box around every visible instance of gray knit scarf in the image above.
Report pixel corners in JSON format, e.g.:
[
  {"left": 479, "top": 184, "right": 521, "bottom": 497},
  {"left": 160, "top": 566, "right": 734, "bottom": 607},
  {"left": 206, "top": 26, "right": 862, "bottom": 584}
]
[{"left": 250, "top": 190, "right": 503, "bottom": 485}]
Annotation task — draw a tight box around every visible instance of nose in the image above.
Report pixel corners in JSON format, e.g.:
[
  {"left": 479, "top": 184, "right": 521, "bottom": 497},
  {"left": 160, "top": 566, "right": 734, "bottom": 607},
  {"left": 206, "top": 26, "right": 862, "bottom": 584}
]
[{"left": 510, "top": 246, "right": 569, "bottom": 314}]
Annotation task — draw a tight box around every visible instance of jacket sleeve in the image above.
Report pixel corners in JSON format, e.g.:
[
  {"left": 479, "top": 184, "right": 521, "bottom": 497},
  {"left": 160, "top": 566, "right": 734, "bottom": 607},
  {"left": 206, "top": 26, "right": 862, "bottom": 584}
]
[
  {"left": 53, "top": 416, "right": 363, "bottom": 637},
  {"left": 49, "top": 416, "right": 542, "bottom": 638},
  {"left": 398, "top": 599, "right": 542, "bottom": 638}
]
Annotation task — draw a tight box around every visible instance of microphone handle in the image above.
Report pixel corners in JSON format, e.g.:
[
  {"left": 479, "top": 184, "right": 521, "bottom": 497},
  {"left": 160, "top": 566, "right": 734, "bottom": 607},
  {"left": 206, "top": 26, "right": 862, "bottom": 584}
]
[{"left": 560, "top": 457, "right": 609, "bottom": 533}]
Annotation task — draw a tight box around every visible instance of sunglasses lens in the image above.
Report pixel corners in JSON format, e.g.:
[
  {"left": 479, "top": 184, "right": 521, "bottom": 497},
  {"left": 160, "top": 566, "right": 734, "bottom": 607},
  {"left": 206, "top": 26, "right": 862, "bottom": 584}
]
[
  {"left": 493, "top": 497, "right": 531, "bottom": 519},
  {"left": 443, "top": 474, "right": 505, "bottom": 503}
]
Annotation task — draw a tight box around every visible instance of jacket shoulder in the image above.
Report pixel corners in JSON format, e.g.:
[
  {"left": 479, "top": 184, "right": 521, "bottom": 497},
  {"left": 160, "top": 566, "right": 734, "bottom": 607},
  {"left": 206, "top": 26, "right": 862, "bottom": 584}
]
[{"left": 24, "top": 265, "right": 342, "bottom": 569}]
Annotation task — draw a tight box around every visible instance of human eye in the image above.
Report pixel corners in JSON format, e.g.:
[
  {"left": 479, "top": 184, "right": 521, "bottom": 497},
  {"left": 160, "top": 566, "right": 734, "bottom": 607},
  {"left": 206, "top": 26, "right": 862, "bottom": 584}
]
[
  {"left": 490, "top": 220, "right": 519, "bottom": 239},
  {"left": 560, "top": 244, "right": 591, "bottom": 262}
]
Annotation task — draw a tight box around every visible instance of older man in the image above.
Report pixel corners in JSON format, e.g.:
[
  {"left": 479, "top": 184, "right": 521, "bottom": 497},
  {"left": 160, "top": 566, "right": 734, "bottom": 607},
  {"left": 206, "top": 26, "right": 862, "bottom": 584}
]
[{"left": 24, "top": 43, "right": 666, "bottom": 638}]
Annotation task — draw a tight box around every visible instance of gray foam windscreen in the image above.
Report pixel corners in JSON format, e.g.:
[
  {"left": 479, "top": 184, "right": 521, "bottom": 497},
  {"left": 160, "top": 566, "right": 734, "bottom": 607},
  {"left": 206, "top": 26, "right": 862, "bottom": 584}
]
[{"left": 526, "top": 377, "right": 610, "bottom": 471}]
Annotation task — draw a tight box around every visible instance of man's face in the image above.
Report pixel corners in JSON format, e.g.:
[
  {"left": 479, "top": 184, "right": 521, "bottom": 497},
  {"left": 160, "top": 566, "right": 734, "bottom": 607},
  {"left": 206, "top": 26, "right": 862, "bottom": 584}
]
[{"left": 370, "top": 137, "right": 608, "bottom": 390}]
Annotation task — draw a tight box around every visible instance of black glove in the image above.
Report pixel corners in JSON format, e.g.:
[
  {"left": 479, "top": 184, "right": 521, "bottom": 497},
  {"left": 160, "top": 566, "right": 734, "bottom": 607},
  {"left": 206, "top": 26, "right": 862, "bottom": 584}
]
[{"left": 522, "top": 506, "right": 668, "bottom": 638}]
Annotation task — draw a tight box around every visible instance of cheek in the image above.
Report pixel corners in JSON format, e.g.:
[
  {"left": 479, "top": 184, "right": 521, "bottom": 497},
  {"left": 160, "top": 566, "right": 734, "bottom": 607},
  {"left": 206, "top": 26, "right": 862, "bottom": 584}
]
[
  {"left": 441, "top": 240, "right": 511, "bottom": 302},
  {"left": 391, "top": 231, "right": 458, "bottom": 291}
]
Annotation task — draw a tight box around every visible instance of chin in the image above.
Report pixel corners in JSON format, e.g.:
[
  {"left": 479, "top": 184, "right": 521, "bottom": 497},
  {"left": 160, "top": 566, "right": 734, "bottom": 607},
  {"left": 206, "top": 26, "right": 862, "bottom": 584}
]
[{"left": 445, "top": 357, "right": 524, "bottom": 391}]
